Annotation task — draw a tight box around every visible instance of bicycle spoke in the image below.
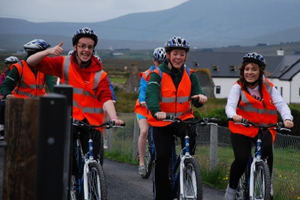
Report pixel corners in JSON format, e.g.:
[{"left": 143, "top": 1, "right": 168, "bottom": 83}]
[
  {"left": 85, "top": 162, "right": 107, "bottom": 200},
  {"left": 181, "top": 158, "right": 203, "bottom": 200},
  {"left": 252, "top": 162, "right": 271, "bottom": 200}
]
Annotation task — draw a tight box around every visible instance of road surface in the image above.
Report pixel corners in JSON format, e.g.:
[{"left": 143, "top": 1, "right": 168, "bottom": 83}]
[{"left": 104, "top": 158, "right": 225, "bottom": 200}]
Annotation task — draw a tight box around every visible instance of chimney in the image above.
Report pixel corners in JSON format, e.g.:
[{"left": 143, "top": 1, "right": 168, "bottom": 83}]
[{"left": 277, "top": 48, "right": 284, "bottom": 56}]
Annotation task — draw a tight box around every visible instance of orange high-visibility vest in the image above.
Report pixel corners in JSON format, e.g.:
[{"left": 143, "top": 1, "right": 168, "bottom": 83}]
[
  {"left": 147, "top": 67, "right": 194, "bottom": 127},
  {"left": 59, "top": 56, "right": 106, "bottom": 127},
  {"left": 228, "top": 80, "right": 278, "bottom": 142},
  {"left": 134, "top": 68, "right": 153, "bottom": 117},
  {"left": 12, "top": 60, "right": 46, "bottom": 98}
]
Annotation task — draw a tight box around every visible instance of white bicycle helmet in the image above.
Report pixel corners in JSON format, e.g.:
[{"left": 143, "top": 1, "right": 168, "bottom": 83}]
[
  {"left": 243, "top": 52, "right": 266, "bottom": 70},
  {"left": 94, "top": 55, "right": 102, "bottom": 63},
  {"left": 153, "top": 47, "right": 166, "bottom": 63},
  {"left": 72, "top": 27, "right": 98, "bottom": 47},
  {"left": 165, "top": 36, "right": 190, "bottom": 52},
  {"left": 68, "top": 50, "right": 74, "bottom": 55},
  {"left": 4, "top": 56, "right": 19, "bottom": 64},
  {"left": 23, "top": 39, "right": 51, "bottom": 53}
]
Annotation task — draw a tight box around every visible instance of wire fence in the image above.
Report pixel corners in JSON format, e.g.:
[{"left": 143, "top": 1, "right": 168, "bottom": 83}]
[{"left": 106, "top": 113, "right": 300, "bottom": 199}]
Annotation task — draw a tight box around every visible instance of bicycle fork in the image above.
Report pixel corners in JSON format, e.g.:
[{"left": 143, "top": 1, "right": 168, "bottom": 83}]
[{"left": 249, "top": 139, "right": 262, "bottom": 199}]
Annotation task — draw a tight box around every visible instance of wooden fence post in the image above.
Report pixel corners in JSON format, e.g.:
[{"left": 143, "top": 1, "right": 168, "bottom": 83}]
[
  {"left": 133, "top": 118, "right": 139, "bottom": 161},
  {"left": 209, "top": 124, "right": 218, "bottom": 171},
  {"left": 2, "top": 98, "right": 39, "bottom": 200}
]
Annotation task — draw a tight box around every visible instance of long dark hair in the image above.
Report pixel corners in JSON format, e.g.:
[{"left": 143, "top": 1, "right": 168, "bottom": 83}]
[{"left": 237, "top": 62, "right": 265, "bottom": 98}]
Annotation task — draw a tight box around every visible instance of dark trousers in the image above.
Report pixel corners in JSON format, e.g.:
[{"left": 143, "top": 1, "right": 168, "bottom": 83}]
[
  {"left": 152, "top": 118, "right": 197, "bottom": 200},
  {"left": 0, "top": 99, "right": 6, "bottom": 124},
  {"left": 229, "top": 132, "right": 273, "bottom": 189}
]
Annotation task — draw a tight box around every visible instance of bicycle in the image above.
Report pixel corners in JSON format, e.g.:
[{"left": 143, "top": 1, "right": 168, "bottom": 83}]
[
  {"left": 139, "top": 125, "right": 155, "bottom": 179},
  {"left": 71, "top": 119, "right": 125, "bottom": 200},
  {"left": 230, "top": 118, "right": 291, "bottom": 200},
  {"left": 164, "top": 115, "right": 219, "bottom": 200}
]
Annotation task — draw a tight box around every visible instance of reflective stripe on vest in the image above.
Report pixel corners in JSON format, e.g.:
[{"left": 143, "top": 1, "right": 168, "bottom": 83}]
[
  {"left": 12, "top": 60, "right": 46, "bottom": 98},
  {"left": 228, "top": 80, "right": 278, "bottom": 142},
  {"left": 60, "top": 56, "right": 106, "bottom": 126}
]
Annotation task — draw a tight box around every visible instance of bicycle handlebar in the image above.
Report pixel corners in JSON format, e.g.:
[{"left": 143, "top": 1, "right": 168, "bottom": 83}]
[
  {"left": 163, "top": 114, "right": 220, "bottom": 126},
  {"left": 228, "top": 118, "right": 291, "bottom": 132},
  {"left": 73, "top": 119, "right": 126, "bottom": 129}
]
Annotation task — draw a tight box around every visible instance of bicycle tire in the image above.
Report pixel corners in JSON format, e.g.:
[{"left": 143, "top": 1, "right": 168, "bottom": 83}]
[
  {"left": 84, "top": 162, "right": 107, "bottom": 200},
  {"left": 70, "top": 175, "right": 77, "bottom": 200},
  {"left": 141, "top": 133, "right": 154, "bottom": 179},
  {"left": 99, "top": 132, "right": 104, "bottom": 166},
  {"left": 251, "top": 161, "right": 271, "bottom": 200},
  {"left": 180, "top": 157, "right": 203, "bottom": 200},
  {"left": 236, "top": 172, "right": 248, "bottom": 200}
]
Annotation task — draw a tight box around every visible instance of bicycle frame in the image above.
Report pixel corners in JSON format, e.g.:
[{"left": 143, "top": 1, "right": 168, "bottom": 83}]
[
  {"left": 72, "top": 120, "right": 125, "bottom": 200},
  {"left": 167, "top": 116, "right": 219, "bottom": 200},
  {"left": 232, "top": 118, "right": 291, "bottom": 200},
  {"left": 170, "top": 134, "right": 193, "bottom": 199},
  {"left": 75, "top": 128, "right": 99, "bottom": 199},
  {"left": 248, "top": 132, "right": 263, "bottom": 199}
]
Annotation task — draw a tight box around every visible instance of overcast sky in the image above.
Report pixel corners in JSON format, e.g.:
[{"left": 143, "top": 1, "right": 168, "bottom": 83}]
[{"left": 0, "top": 0, "right": 189, "bottom": 23}]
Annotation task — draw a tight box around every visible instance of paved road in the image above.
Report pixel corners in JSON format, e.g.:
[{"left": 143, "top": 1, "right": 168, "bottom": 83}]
[
  {"left": 0, "top": 142, "right": 225, "bottom": 200},
  {"left": 104, "top": 158, "right": 225, "bottom": 200},
  {"left": 0, "top": 141, "right": 6, "bottom": 200}
]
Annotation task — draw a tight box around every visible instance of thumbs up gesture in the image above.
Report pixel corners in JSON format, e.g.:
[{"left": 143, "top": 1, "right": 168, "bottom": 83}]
[{"left": 49, "top": 41, "right": 64, "bottom": 56}]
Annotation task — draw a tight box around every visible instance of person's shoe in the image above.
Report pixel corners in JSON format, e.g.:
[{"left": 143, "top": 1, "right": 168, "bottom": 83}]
[
  {"left": 138, "top": 165, "right": 146, "bottom": 175},
  {"left": 103, "top": 138, "right": 108, "bottom": 149},
  {"left": 224, "top": 184, "right": 236, "bottom": 200}
]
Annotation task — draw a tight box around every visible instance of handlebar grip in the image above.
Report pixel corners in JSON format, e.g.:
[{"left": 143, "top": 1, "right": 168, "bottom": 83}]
[{"left": 209, "top": 118, "right": 220, "bottom": 123}]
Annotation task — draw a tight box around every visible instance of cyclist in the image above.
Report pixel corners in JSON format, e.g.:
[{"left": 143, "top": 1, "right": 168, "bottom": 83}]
[
  {"left": 26, "top": 27, "right": 124, "bottom": 165},
  {"left": 0, "top": 39, "right": 56, "bottom": 140},
  {"left": 0, "top": 56, "right": 19, "bottom": 139},
  {"left": 145, "top": 36, "right": 207, "bottom": 200},
  {"left": 0, "top": 56, "right": 20, "bottom": 99},
  {"left": 224, "top": 52, "right": 294, "bottom": 200},
  {"left": 134, "top": 47, "right": 166, "bottom": 175}
]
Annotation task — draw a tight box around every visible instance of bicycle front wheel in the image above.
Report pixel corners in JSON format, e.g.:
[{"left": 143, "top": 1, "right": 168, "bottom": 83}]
[
  {"left": 180, "top": 158, "right": 203, "bottom": 200},
  {"left": 251, "top": 161, "right": 271, "bottom": 200},
  {"left": 84, "top": 162, "right": 107, "bottom": 200},
  {"left": 236, "top": 172, "right": 248, "bottom": 200},
  {"left": 141, "top": 134, "right": 154, "bottom": 179}
]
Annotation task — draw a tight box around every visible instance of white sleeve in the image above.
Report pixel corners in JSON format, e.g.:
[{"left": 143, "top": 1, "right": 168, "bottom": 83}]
[
  {"left": 271, "top": 86, "right": 293, "bottom": 121},
  {"left": 225, "top": 84, "right": 241, "bottom": 118}
]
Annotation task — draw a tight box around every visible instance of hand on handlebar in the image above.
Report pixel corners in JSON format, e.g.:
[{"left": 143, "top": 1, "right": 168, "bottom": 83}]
[
  {"left": 155, "top": 112, "right": 167, "bottom": 120},
  {"left": 232, "top": 115, "right": 243, "bottom": 123},
  {"left": 191, "top": 94, "right": 207, "bottom": 104},
  {"left": 111, "top": 118, "right": 125, "bottom": 126},
  {"left": 284, "top": 120, "right": 294, "bottom": 129}
]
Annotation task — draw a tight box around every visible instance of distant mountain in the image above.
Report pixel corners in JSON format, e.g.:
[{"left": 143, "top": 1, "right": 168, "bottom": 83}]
[{"left": 1, "top": 0, "right": 300, "bottom": 50}]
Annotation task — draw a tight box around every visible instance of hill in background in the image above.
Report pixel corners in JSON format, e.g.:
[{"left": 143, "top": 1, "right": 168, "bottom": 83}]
[{"left": 1, "top": 0, "right": 300, "bottom": 50}]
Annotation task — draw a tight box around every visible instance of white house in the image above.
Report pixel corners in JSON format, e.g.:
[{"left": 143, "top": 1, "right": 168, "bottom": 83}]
[{"left": 185, "top": 51, "right": 300, "bottom": 104}]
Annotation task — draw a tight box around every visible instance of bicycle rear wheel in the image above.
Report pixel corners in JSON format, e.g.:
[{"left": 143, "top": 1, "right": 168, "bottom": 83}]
[
  {"left": 180, "top": 157, "right": 203, "bottom": 200},
  {"left": 251, "top": 161, "right": 271, "bottom": 200},
  {"left": 141, "top": 133, "right": 154, "bottom": 179},
  {"left": 84, "top": 162, "right": 107, "bottom": 200}
]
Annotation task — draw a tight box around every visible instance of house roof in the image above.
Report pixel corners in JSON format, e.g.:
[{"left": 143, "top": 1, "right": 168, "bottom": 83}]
[{"left": 186, "top": 51, "right": 300, "bottom": 80}]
